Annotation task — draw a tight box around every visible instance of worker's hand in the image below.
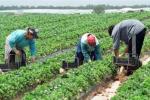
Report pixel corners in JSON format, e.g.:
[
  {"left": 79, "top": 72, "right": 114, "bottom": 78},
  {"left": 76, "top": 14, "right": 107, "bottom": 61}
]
[
  {"left": 119, "top": 53, "right": 126, "bottom": 57},
  {"left": 31, "top": 56, "right": 36, "bottom": 63},
  {"left": 15, "top": 50, "right": 21, "bottom": 56},
  {"left": 119, "top": 54, "right": 122, "bottom": 57},
  {"left": 88, "top": 59, "right": 92, "bottom": 63}
]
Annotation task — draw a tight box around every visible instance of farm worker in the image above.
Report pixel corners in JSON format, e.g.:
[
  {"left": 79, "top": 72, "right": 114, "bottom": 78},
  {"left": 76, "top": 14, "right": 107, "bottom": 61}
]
[
  {"left": 108, "top": 19, "right": 146, "bottom": 58},
  {"left": 75, "top": 33, "right": 102, "bottom": 64},
  {"left": 61, "top": 33, "right": 102, "bottom": 71},
  {"left": 4, "top": 27, "right": 39, "bottom": 66}
]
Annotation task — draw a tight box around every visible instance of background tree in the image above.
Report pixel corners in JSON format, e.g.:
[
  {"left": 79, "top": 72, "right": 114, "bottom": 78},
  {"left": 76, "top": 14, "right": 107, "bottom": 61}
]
[{"left": 93, "top": 5, "right": 105, "bottom": 14}]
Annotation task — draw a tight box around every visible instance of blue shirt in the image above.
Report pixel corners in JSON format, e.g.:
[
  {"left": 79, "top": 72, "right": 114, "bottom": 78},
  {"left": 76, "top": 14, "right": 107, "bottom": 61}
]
[{"left": 8, "top": 30, "right": 36, "bottom": 56}]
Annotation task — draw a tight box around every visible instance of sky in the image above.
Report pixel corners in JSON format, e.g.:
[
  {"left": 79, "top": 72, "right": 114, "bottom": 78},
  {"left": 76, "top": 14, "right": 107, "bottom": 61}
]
[{"left": 0, "top": 0, "right": 150, "bottom": 6}]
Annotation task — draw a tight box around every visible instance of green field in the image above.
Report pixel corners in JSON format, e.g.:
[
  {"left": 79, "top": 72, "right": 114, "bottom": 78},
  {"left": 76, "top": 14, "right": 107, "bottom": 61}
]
[{"left": 0, "top": 12, "right": 150, "bottom": 100}]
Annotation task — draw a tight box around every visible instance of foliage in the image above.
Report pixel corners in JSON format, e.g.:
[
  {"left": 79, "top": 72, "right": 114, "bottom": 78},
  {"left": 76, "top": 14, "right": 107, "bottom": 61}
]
[
  {"left": 23, "top": 55, "right": 116, "bottom": 100},
  {"left": 112, "top": 63, "right": 150, "bottom": 100},
  {"left": 0, "top": 12, "right": 150, "bottom": 99},
  {"left": 0, "top": 12, "right": 149, "bottom": 63}
]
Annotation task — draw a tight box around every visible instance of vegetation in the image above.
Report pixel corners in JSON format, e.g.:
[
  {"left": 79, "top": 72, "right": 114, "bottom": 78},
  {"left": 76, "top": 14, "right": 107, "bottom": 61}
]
[
  {"left": 0, "top": 50, "right": 75, "bottom": 100},
  {"left": 112, "top": 63, "right": 150, "bottom": 100},
  {"left": 23, "top": 55, "right": 115, "bottom": 100},
  {"left": 1, "top": 12, "right": 149, "bottom": 62},
  {"left": 0, "top": 12, "right": 150, "bottom": 100}
]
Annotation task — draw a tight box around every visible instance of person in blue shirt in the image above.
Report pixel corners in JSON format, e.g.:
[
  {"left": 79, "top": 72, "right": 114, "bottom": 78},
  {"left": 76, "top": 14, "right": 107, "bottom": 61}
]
[
  {"left": 61, "top": 33, "right": 102, "bottom": 71},
  {"left": 75, "top": 33, "right": 102, "bottom": 64},
  {"left": 5, "top": 27, "right": 39, "bottom": 66}
]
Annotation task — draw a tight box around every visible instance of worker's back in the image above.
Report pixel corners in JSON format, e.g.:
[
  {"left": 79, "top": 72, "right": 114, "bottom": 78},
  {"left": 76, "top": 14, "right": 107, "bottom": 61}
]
[
  {"left": 7, "top": 30, "right": 35, "bottom": 49},
  {"left": 112, "top": 19, "right": 145, "bottom": 49}
]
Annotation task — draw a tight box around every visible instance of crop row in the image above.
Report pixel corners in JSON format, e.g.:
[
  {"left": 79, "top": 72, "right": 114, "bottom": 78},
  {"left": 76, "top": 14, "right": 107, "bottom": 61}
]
[
  {"left": 22, "top": 55, "right": 115, "bottom": 100},
  {"left": 0, "top": 12, "right": 150, "bottom": 99},
  {"left": 22, "top": 28, "right": 150, "bottom": 100},
  {"left": 112, "top": 19, "right": 150, "bottom": 99},
  {"left": 0, "top": 12, "right": 150, "bottom": 62},
  {"left": 0, "top": 49, "right": 75, "bottom": 100},
  {"left": 112, "top": 63, "right": 150, "bottom": 100},
  {"left": 22, "top": 34, "right": 150, "bottom": 100},
  {"left": 0, "top": 34, "right": 113, "bottom": 100}
]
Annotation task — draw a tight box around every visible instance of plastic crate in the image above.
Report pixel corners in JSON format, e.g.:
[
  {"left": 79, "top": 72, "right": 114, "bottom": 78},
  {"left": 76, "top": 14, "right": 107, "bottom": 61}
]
[{"left": 113, "top": 56, "right": 140, "bottom": 67}]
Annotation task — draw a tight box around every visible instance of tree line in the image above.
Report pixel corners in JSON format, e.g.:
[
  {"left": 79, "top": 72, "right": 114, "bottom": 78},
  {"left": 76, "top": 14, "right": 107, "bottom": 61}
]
[
  {"left": 0, "top": 5, "right": 150, "bottom": 10},
  {"left": 0, "top": 5, "right": 150, "bottom": 14}
]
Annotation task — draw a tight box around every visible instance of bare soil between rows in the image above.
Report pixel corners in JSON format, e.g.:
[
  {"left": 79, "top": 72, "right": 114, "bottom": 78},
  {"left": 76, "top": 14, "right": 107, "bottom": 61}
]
[{"left": 82, "top": 51, "right": 150, "bottom": 100}]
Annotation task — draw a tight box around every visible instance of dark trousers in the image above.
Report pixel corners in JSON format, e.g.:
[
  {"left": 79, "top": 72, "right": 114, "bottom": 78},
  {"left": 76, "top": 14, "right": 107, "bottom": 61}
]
[
  {"left": 128, "top": 28, "right": 146, "bottom": 58},
  {"left": 125, "top": 28, "right": 146, "bottom": 75},
  {"left": 9, "top": 50, "right": 26, "bottom": 66},
  {"left": 62, "top": 39, "right": 97, "bottom": 69},
  {"left": 75, "top": 38, "right": 97, "bottom": 65},
  {"left": 74, "top": 51, "right": 96, "bottom": 66}
]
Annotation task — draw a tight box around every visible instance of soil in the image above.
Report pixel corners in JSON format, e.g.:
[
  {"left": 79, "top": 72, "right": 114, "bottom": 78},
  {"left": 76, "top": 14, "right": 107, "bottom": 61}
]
[{"left": 90, "top": 53, "right": 150, "bottom": 100}]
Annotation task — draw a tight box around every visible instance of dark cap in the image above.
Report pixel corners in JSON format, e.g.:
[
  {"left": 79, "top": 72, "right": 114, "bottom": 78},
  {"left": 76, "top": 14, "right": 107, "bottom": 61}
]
[{"left": 27, "top": 27, "right": 39, "bottom": 39}]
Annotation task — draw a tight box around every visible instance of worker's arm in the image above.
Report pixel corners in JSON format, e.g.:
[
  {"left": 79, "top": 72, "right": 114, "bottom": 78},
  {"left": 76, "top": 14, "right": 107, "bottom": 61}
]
[
  {"left": 81, "top": 43, "right": 90, "bottom": 62},
  {"left": 29, "top": 40, "right": 36, "bottom": 63},
  {"left": 94, "top": 44, "right": 102, "bottom": 60},
  {"left": 113, "top": 31, "right": 120, "bottom": 57}
]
